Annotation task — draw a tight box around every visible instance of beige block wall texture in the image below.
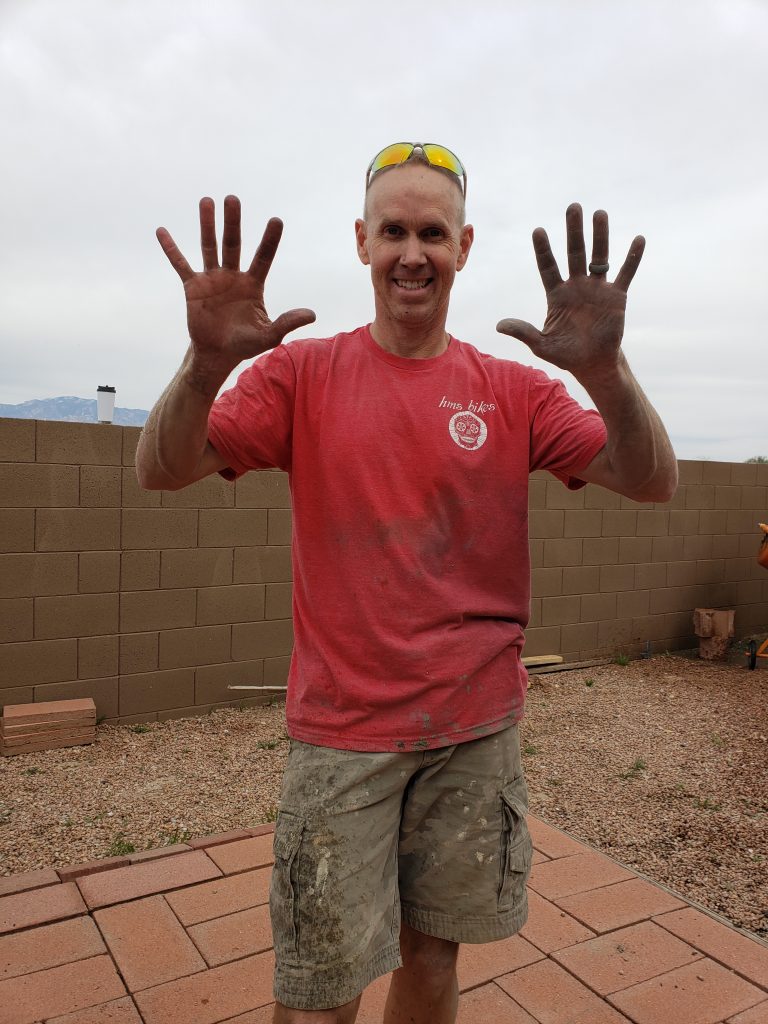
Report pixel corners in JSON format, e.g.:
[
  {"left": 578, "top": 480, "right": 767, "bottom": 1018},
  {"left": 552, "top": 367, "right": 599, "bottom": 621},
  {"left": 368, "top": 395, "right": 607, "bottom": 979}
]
[{"left": 0, "top": 418, "right": 766, "bottom": 724}]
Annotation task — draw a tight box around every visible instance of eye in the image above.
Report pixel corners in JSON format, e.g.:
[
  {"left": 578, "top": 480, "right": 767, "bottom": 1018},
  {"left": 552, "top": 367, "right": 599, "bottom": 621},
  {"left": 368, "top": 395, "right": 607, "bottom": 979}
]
[
  {"left": 423, "top": 228, "right": 444, "bottom": 240},
  {"left": 383, "top": 225, "right": 403, "bottom": 237}
]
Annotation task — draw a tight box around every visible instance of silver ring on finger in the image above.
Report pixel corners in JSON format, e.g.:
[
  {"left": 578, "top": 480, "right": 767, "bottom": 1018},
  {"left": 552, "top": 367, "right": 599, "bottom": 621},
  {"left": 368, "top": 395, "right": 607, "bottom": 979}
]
[{"left": 589, "top": 262, "right": 609, "bottom": 275}]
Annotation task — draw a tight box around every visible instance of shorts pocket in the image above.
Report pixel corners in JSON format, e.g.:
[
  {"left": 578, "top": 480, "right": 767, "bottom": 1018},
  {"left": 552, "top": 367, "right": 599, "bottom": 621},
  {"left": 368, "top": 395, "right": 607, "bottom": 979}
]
[
  {"left": 498, "top": 777, "right": 533, "bottom": 912},
  {"left": 270, "top": 810, "right": 305, "bottom": 958}
]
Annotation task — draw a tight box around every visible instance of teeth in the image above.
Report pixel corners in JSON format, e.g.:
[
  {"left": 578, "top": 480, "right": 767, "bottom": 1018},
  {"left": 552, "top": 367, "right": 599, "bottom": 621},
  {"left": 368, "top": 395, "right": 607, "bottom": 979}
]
[{"left": 395, "top": 279, "right": 430, "bottom": 289}]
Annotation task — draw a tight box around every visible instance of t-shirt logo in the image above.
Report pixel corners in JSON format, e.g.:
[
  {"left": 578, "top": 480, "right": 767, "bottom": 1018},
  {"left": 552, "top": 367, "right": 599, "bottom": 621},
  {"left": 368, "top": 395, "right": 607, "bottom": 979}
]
[{"left": 449, "top": 411, "right": 487, "bottom": 450}]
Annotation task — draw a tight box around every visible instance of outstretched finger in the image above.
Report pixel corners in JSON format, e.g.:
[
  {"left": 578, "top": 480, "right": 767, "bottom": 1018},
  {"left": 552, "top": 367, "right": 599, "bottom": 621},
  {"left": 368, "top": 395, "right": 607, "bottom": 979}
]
[
  {"left": 532, "top": 228, "right": 563, "bottom": 292},
  {"left": 496, "top": 317, "right": 544, "bottom": 351},
  {"left": 566, "top": 202, "right": 587, "bottom": 277},
  {"left": 613, "top": 235, "right": 646, "bottom": 292},
  {"left": 199, "top": 197, "right": 220, "bottom": 271},
  {"left": 248, "top": 217, "right": 284, "bottom": 282},
  {"left": 267, "top": 307, "right": 317, "bottom": 346},
  {"left": 221, "top": 195, "right": 242, "bottom": 270},
  {"left": 590, "top": 209, "right": 609, "bottom": 271},
  {"left": 156, "top": 227, "right": 195, "bottom": 282}
]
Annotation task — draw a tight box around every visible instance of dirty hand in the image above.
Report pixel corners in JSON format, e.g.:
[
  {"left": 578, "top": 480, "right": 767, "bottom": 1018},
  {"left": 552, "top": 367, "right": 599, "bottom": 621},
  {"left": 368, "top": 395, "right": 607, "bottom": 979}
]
[
  {"left": 496, "top": 203, "right": 644, "bottom": 381},
  {"left": 156, "top": 195, "right": 316, "bottom": 379}
]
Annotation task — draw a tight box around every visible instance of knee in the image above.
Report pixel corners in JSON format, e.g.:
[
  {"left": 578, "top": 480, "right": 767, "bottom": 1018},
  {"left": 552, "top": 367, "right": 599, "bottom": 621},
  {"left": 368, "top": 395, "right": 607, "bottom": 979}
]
[{"left": 400, "top": 926, "right": 459, "bottom": 978}]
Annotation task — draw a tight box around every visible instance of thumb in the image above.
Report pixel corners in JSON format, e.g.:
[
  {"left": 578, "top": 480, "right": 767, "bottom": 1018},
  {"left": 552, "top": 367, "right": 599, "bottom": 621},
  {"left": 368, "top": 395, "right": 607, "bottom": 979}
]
[
  {"left": 496, "top": 318, "right": 543, "bottom": 350},
  {"left": 268, "top": 307, "right": 317, "bottom": 345}
]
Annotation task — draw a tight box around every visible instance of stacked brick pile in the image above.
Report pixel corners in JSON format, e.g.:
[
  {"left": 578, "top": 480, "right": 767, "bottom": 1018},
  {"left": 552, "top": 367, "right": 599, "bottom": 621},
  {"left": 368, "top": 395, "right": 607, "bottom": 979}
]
[{"left": 0, "top": 697, "right": 96, "bottom": 756}]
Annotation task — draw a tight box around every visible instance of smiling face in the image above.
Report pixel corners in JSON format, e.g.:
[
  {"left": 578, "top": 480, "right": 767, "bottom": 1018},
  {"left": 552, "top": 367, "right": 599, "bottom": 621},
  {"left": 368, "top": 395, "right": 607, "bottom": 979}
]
[{"left": 355, "top": 163, "right": 473, "bottom": 352}]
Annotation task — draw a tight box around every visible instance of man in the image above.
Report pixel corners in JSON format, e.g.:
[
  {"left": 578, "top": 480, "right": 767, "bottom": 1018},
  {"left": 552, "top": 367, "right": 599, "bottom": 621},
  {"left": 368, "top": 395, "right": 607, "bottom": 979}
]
[{"left": 136, "top": 142, "right": 677, "bottom": 1024}]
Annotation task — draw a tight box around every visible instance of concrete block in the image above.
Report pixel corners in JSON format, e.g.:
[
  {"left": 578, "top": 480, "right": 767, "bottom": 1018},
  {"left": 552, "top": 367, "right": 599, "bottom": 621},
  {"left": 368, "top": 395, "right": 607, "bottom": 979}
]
[
  {"left": 265, "top": 583, "right": 292, "bottom": 620},
  {"left": 0, "top": 639, "right": 78, "bottom": 687},
  {"left": 232, "top": 619, "right": 294, "bottom": 660},
  {"left": 666, "top": 561, "right": 698, "bottom": 587},
  {"left": 601, "top": 511, "right": 637, "bottom": 537},
  {"left": 264, "top": 656, "right": 290, "bottom": 686},
  {"left": 0, "top": 686, "right": 34, "bottom": 709},
  {"left": 617, "top": 590, "right": 650, "bottom": 619},
  {"left": 668, "top": 510, "right": 700, "bottom": 536},
  {"left": 683, "top": 534, "right": 713, "bottom": 560},
  {"left": 740, "top": 485, "right": 767, "bottom": 510},
  {"left": 563, "top": 510, "right": 603, "bottom": 538},
  {"left": 711, "top": 534, "right": 740, "bottom": 559},
  {"left": 541, "top": 595, "right": 581, "bottom": 627},
  {"left": 119, "top": 668, "right": 195, "bottom": 715},
  {"left": 649, "top": 586, "right": 699, "bottom": 615},
  {"left": 161, "top": 474, "right": 234, "bottom": 508},
  {"left": 0, "top": 510, "right": 35, "bottom": 553},
  {"left": 637, "top": 510, "right": 670, "bottom": 537},
  {"left": 0, "top": 418, "right": 35, "bottom": 461},
  {"left": 0, "top": 598, "right": 33, "bottom": 642},
  {"left": 233, "top": 546, "right": 292, "bottom": 584},
  {"left": 620, "top": 495, "right": 655, "bottom": 510},
  {"left": 522, "top": 626, "right": 561, "bottom": 657},
  {"left": 698, "top": 510, "right": 729, "bottom": 535},
  {"left": 79, "top": 466, "right": 121, "bottom": 507},
  {"left": 542, "top": 538, "right": 583, "bottom": 568},
  {"left": 736, "top": 579, "right": 764, "bottom": 604},
  {"left": 545, "top": 481, "right": 585, "bottom": 509},
  {"left": 528, "top": 476, "right": 547, "bottom": 510},
  {"left": 35, "top": 677, "right": 119, "bottom": 720},
  {"left": 159, "top": 625, "right": 231, "bottom": 669},
  {"left": 120, "top": 550, "right": 160, "bottom": 591},
  {"left": 580, "top": 592, "right": 617, "bottom": 622},
  {"left": 35, "top": 593, "right": 119, "bottom": 639},
  {"left": 634, "top": 562, "right": 667, "bottom": 590},
  {"left": 119, "top": 633, "right": 159, "bottom": 674},
  {"left": 197, "top": 584, "right": 266, "bottom": 625},
  {"left": 267, "top": 508, "right": 292, "bottom": 545},
  {"left": 120, "top": 588, "right": 196, "bottom": 633},
  {"left": 677, "top": 461, "right": 703, "bottom": 485},
  {"left": 36, "top": 420, "right": 122, "bottom": 465},
  {"left": 79, "top": 551, "right": 121, "bottom": 593},
  {"left": 699, "top": 462, "right": 732, "bottom": 485},
  {"left": 695, "top": 559, "right": 725, "bottom": 585},
  {"left": 531, "top": 568, "right": 563, "bottom": 598},
  {"left": 598, "top": 617, "right": 637, "bottom": 648},
  {"left": 0, "top": 464, "right": 79, "bottom": 508},
  {"left": 617, "top": 537, "right": 653, "bottom": 564},
  {"left": 560, "top": 621, "right": 599, "bottom": 655},
  {"left": 529, "top": 598, "right": 542, "bottom": 627},
  {"left": 582, "top": 538, "right": 619, "bottom": 566},
  {"left": 121, "top": 467, "right": 162, "bottom": 507},
  {"left": 714, "top": 486, "right": 742, "bottom": 510},
  {"left": 561, "top": 566, "right": 600, "bottom": 595},
  {"left": 235, "top": 470, "right": 291, "bottom": 508},
  {"left": 724, "top": 557, "right": 753, "bottom": 582},
  {"left": 197, "top": 509, "right": 268, "bottom": 547},
  {"left": 651, "top": 535, "right": 686, "bottom": 562},
  {"left": 36, "top": 509, "right": 120, "bottom": 551},
  {"left": 78, "top": 636, "right": 119, "bottom": 679},
  {"left": 730, "top": 462, "right": 758, "bottom": 486},
  {"left": 583, "top": 485, "right": 621, "bottom": 510},
  {"left": 0, "top": 552, "right": 78, "bottom": 598},
  {"left": 195, "top": 660, "right": 265, "bottom": 704},
  {"left": 121, "top": 509, "right": 198, "bottom": 549},
  {"left": 529, "top": 510, "right": 565, "bottom": 539},
  {"left": 529, "top": 540, "right": 544, "bottom": 568},
  {"left": 684, "top": 485, "right": 716, "bottom": 510},
  {"left": 122, "top": 427, "right": 141, "bottom": 467},
  {"left": 160, "top": 548, "right": 233, "bottom": 589},
  {"left": 599, "top": 564, "right": 635, "bottom": 593}
]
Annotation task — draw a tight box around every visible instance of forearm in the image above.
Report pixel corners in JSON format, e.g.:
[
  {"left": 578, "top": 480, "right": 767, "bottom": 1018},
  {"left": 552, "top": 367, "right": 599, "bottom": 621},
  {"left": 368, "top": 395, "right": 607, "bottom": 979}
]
[
  {"left": 135, "top": 347, "right": 231, "bottom": 490},
  {"left": 576, "top": 354, "right": 678, "bottom": 502}
]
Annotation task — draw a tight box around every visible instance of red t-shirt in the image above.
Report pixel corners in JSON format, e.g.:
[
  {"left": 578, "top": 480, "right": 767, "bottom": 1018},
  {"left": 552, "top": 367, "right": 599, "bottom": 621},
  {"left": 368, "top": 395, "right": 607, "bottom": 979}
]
[{"left": 207, "top": 325, "right": 606, "bottom": 752}]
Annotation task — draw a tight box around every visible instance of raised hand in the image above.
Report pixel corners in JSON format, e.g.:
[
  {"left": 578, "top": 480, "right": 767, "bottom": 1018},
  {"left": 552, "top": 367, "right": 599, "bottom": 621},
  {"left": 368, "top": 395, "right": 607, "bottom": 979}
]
[
  {"left": 157, "top": 195, "right": 316, "bottom": 379},
  {"left": 496, "top": 203, "right": 644, "bottom": 381}
]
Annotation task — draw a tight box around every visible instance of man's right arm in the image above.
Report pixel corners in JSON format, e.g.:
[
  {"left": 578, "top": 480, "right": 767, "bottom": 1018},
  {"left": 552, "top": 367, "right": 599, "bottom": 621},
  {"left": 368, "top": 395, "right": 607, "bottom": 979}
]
[{"left": 136, "top": 195, "right": 315, "bottom": 492}]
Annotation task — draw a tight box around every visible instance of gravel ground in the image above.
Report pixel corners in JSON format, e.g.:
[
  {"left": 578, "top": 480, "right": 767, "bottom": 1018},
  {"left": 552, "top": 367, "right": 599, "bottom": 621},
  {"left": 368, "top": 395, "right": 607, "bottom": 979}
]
[{"left": 1, "top": 653, "right": 766, "bottom": 940}]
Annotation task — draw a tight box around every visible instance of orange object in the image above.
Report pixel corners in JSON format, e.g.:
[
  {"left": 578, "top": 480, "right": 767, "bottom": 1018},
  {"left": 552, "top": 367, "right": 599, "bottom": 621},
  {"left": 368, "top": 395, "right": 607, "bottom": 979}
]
[{"left": 758, "top": 523, "right": 768, "bottom": 570}]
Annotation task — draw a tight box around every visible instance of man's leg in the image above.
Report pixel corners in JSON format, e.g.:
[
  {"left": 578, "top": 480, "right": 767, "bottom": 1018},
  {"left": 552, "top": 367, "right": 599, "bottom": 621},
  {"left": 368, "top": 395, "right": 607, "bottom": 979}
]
[
  {"left": 273, "top": 994, "right": 362, "bottom": 1024},
  {"left": 383, "top": 923, "right": 459, "bottom": 1024}
]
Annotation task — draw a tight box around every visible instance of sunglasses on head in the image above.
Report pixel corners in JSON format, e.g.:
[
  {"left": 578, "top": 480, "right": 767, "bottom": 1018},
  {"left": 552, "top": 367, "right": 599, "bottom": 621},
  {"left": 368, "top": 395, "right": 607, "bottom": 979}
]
[{"left": 365, "top": 142, "right": 467, "bottom": 197}]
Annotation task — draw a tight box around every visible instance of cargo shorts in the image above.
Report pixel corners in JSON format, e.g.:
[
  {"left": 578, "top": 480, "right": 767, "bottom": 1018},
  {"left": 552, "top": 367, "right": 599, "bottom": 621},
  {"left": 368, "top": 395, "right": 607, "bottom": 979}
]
[{"left": 269, "top": 724, "right": 532, "bottom": 1011}]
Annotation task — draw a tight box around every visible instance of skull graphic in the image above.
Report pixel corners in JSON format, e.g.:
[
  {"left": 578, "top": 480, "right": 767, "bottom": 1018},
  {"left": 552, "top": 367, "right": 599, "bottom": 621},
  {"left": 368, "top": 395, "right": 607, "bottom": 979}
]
[{"left": 449, "top": 411, "right": 488, "bottom": 450}]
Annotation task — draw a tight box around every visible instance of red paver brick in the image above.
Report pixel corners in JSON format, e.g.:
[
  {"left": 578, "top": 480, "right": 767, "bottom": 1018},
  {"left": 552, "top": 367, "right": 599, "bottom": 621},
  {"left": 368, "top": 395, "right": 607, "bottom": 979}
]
[
  {"left": 519, "top": 889, "right": 596, "bottom": 953},
  {"left": 456, "top": 982, "right": 538, "bottom": 1023},
  {"left": 134, "top": 949, "right": 274, "bottom": 1024},
  {"left": 0, "top": 954, "right": 126, "bottom": 1024},
  {"left": 218, "top": 1006, "right": 275, "bottom": 1024},
  {"left": 188, "top": 902, "right": 273, "bottom": 967},
  {"left": 457, "top": 933, "right": 543, "bottom": 991},
  {"left": 609, "top": 957, "right": 765, "bottom": 1024},
  {"left": 356, "top": 972, "right": 392, "bottom": 1023},
  {"left": 496, "top": 958, "right": 631, "bottom": 1023},
  {"left": 654, "top": 907, "right": 768, "bottom": 991},
  {"left": 58, "top": 857, "right": 131, "bottom": 883},
  {"left": 553, "top": 920, "right": 703, "bottom": 995},
  {"left": 729, "top": 1001, "right": 768, "bottom": 1023},
  {"left": 165, "top": 866, "right": 272, "bottom": 926},
  {"left": 527, "top": 851, "right": 635, "bottom": 901},
  {"left": 94, "top": 894, "right": 207, "bottom": 991},
  {"left": 127, "top": 843, "right": 192, "bottom": 864},
  {"left": 247, "top": 824, "right": 275, "bottom": 838},
  {"left": 186, "top": 829, "right": 254, "bottom": 850},
  {"left": 556, "top": 876, "right": 686, "bottom": 933},
  {"left": 527, "top": 815, "right": 591, "bottom": 859},
  {"left": 47, "top": 995, "right": 144, "bottom": 1023},
  {"left": 532, "top": 848, "right": 550, "bottom": 864},
  {"left": 0, "top": 915, "right": 105, "bottom": 980},
  {"left": 205, "top": 834, "right": 275, "bottom": 875},
  {"left": 0, "top": 866, "right": 60, "bottom": 898},
  {"left": 0, "top": 881, "right": 86, "bottom": 935},
  {"left": 77, "top": 851, "right": 221, "bottom": 910}
]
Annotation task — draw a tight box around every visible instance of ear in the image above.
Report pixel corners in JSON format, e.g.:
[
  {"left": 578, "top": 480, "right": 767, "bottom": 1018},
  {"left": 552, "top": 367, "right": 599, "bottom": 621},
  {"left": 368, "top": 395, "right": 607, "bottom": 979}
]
[
  {"left": 456, "top": 224, "right": 474, "bottom": 272},
  {"left": 354, "top": 218, "right": 370, "bottom": 266}
]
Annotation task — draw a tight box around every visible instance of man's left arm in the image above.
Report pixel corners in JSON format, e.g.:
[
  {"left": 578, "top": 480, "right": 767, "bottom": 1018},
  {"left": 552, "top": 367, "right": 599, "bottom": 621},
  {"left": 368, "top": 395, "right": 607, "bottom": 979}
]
[{"left": 497, "top": 203, "right": 678, "bottom": 503}]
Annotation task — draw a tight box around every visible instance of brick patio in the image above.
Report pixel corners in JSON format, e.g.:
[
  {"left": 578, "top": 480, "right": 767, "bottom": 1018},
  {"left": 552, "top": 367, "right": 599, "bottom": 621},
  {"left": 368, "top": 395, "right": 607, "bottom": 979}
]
[{"left": 1, "top": 815, "right": 766, "bottom": 1024}]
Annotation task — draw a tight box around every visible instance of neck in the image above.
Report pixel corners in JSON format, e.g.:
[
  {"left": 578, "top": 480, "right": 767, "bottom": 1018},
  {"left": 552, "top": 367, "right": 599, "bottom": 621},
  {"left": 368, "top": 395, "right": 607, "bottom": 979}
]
[{"left": 369, "top": 318, "right": 450, "bottom": 360}]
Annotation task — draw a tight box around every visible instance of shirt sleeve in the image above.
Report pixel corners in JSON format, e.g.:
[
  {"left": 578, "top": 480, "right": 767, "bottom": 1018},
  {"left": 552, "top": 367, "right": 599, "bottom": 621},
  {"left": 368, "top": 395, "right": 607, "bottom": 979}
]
[
  {"left": 207, "top": 344, "right": 297, "bottom": 479},
  {"left": 527, "top": 370, "right": 607, "bottom": 490}
]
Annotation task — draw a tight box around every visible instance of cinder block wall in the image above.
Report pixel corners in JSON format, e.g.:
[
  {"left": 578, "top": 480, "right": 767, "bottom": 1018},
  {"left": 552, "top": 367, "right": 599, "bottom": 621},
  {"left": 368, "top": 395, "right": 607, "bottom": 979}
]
[
  {"left": 1, "top": 418, "right": 766, "bottom": 724},
  {"left": 0, "top": 419, "right": 292, "bottom": 725}
]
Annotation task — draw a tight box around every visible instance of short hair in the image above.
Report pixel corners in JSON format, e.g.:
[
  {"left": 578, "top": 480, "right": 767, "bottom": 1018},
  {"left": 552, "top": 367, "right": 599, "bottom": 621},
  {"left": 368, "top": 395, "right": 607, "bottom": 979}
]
[{"left": 363, "top": 152, "right": 466, "bottom": 227}]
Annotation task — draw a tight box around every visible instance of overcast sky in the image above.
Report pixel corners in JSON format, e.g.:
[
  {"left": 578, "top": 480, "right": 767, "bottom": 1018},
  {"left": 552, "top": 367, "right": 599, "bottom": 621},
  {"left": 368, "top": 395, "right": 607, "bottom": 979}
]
[{"left": 1, "top": 0, "right": 766, "bottom": 460}]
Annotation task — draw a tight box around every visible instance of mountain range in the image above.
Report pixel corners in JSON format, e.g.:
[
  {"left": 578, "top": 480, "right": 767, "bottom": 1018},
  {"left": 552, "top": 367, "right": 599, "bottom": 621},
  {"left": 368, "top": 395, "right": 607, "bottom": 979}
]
[{"left": 0, "top": 396, "right": 149, "bottom": 427}]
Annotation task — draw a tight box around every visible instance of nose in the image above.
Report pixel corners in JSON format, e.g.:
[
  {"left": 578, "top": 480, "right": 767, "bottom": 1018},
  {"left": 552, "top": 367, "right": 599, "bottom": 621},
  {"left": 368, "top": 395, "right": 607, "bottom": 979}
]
[{"left": 399, "top": 233, "right": 427, "bottom": 268}]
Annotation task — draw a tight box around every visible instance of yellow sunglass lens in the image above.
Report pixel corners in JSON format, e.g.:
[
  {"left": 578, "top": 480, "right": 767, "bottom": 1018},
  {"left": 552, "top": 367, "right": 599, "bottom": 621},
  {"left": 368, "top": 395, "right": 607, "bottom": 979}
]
[
  {"left": 369, "top": 143, "right": 415, "bottom": 174},
  {"left": 422, "top": 145, "right": 464, "bottom": 176}
]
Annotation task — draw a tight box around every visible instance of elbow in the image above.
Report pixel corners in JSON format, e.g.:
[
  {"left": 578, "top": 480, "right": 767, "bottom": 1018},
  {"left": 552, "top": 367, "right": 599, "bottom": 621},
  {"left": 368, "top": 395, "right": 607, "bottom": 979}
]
[{"left": 627, "top": 462, "right": 679, "bottom": 504}]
